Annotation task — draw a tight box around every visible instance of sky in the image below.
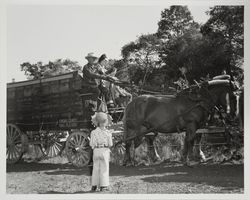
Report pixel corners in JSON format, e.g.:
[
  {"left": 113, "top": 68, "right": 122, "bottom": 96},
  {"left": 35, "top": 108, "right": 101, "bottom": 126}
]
[{"left": 7, "top": 4, "right": 211, "bottom": 82}]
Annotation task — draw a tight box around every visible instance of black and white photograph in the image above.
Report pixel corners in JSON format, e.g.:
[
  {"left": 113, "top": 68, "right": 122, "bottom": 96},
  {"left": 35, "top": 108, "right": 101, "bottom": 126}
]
[{"left": 1, "top": 0, "right": 249, "bottom": 199}]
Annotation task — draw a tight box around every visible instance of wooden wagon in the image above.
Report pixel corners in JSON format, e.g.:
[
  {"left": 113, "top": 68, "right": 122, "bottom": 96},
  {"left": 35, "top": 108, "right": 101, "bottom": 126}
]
[{"left": 6, "top": 71, "right": 124, "bottom": 167}]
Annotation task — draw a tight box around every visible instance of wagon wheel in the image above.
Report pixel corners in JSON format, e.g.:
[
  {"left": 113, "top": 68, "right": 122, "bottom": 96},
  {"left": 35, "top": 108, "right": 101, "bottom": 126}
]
[
  {"left": 6, "top": 124, "right": 23, "bottom": 164},
  {"left": 40, "top": 131, "right": 65, "bottom": 158},
  {"left": 65, "top": 131, "right": 91, "bottom": 167}
]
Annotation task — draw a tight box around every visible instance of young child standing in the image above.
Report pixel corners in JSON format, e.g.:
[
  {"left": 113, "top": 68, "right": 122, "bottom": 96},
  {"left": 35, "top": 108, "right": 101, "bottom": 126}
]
[{"left": 90, "top": 112, "right": 113, "bottom": 192}]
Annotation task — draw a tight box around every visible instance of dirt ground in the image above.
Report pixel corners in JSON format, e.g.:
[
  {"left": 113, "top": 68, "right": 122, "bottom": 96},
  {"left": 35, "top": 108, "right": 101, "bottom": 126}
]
[{"left": 6, "top": 157, "right": 244, "bottom": 194}]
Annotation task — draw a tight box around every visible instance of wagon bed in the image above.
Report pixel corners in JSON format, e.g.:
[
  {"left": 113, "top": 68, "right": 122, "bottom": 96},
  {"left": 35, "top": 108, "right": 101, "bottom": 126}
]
[
  {"left": 7, "top": 71, "right": 90, "bottom": 131},
  {"left": 6, "top": 71, "right": 117, "bottom": 166}
]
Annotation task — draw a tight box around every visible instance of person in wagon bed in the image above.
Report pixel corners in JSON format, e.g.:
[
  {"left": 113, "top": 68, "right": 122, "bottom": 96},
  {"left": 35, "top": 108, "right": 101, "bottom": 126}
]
[{"left": 89, "top": 112, "right": 113, "bottom": 192}]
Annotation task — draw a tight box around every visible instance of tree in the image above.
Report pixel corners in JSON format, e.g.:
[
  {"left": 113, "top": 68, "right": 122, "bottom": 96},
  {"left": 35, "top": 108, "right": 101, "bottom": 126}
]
[
  {"left": 201, "top": 6, "right": 244, "bottom": 81},
  {"left": 121, "top": 34, "right": 162, "bottom": 85},
  {"left": 158, "top": 5, "right": 244, "bottom": 86},
  {"left": 20, "top": 59, "right": 82, "bottom": 80},
  {"left": 159, "top": 26, "right": 204, "bottom": 84},
  {"left": 156, "top": 6, "right": 203, "bottom": 86},
  {"left": 119, "top": 5, "right": 244, "bottom": 91},
  {"left": 157, "top": 6, "right": 199, "bottom": 40},
  {"left": 112, "top": 59, "right": 131, "bottom": 82}
]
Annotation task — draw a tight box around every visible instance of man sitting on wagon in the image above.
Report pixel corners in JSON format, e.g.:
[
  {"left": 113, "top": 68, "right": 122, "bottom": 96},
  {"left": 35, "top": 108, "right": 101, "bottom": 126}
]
[{"left": 82, "top": 52, "right": 115, "bottom": 111}]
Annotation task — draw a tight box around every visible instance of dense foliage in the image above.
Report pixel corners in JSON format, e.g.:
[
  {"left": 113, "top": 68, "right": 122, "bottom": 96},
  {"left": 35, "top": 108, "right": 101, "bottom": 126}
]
[
  {"left": 119, "top": 5, "right": 244, "bottom": 92},
  {"left": 20, "top": 59, "right": 81, "bottom": 80}
]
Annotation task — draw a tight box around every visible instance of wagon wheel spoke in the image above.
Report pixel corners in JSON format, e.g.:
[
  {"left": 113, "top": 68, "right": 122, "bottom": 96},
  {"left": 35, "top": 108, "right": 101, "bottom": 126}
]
[
  {"left": 51, "top": 145, "right": 57, "bottom": 157},
  {"left": 76, "top": 134, "right": 80, "bottom": 145},
  {"left": 68, "top": 137, "right": 77, "bottom": 146},
  {"left": 77, "top": 134, "right": 84, "bottom": 146},
  {"left": 79, "top": 154, "right": 87, "bottom": 165},
  {"left": 48, "top": 144, "right": 55, "bottom": 157},
  {"left": 79, "top": 137, "right": 87, "bottom": 148},
  {"left": 14, "top": 139, "right": 22, "bottom": 145},
  {"left": 6, "top": 124, "right": 23, "bottom": 164},
  {"left": 78, "top": 149, "right": 90, "bottom": 165},
  {"left": 54, "top": 142, "right": 62, "bottom": 152},
  {"left": 77, "top": 135, "right": 84, "bottom": 146},
  {"left": 46, "top": 142, "right": 62, "bottom": 157},
  {"left": 13, "top": 144, "right": 22, "bottom": 154},
  {"left": 7, "top": 126, "right": 13, "bottom": 141},
  {"left": 82, "top": 137, "right": 88, "bottom": 147},
  {"left": 80, "top": 150, "right": 89, "bottom": 163},
  {"left": 8, "top": 125, "right": 13, "bottom": 138},
  {"left": 12, "top": 146, "right": 19, "bottom": 160},
  {"left": 67, "top": 140, "right": 75, "bottom": 149},
  {"left": 68, "top": 139, "right": 76, "bottom": 147},
  {"left": 7, "top": 146, "right": 12, "bottom": 160},
  {"left": 52, "top": 142, "right": 63, "bottom": 157},
  {"left": 12, "top": 134, "right": 21, "bottom": 143}
]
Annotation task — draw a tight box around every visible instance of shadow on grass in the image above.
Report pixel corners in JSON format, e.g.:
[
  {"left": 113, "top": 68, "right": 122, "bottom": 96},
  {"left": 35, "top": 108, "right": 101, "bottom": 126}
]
[
  {"left": 140, "top": 163, "right": 244, "bottom": 191},
  {"left": 7, "top": 160, "right": 244, "bottom": 191},
  {"left": 7, "top": 160, "right": 90, "bottom": 175}
]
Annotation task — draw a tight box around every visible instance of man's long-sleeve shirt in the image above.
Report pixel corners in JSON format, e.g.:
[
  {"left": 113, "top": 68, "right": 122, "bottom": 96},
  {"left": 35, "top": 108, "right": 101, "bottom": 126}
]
[{"left": 82, "top": 63, "right": 104, "bottom": 87}]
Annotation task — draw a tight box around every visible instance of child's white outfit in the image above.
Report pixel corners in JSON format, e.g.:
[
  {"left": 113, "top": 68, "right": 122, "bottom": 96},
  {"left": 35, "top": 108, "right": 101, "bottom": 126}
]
[{"left": 90, "top": 127, "right": 113, "bottom": 188}]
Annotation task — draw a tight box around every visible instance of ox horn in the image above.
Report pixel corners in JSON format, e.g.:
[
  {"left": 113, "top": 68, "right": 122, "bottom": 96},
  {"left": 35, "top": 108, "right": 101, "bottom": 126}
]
[
  {"left": 208, "top": 79, "right": 230, "bottom": 86},
  {"left": 212, "top": 74, "right": 230, "bottom": 80},
  {"left": 226, "top": 93, "right": 231, "bottom": 114}
]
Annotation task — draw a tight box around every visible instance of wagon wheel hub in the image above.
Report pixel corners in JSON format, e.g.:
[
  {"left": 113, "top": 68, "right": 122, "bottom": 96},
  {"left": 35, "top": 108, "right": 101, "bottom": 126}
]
[{"left": 74, "top": 145, "right": 89, "bottom": 151}]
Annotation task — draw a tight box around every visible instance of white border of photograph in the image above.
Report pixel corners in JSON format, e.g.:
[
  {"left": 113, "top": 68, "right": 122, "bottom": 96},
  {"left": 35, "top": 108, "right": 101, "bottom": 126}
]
[{"left": 1, "top": 0, "right": 249, "bottom": 199}]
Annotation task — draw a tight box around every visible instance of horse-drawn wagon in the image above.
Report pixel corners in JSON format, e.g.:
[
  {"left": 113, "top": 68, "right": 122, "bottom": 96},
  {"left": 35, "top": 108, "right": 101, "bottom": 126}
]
[
  {"left": 6, "top": 71, "right": 125, "bottom": 167},
  {"left": 7, "top": 71, "right": 241, "bottom": 167}
]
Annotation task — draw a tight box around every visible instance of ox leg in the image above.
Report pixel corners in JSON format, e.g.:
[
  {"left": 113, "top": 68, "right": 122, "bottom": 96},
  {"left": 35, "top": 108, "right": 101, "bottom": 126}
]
[
  {"left": 123, "top": 141, "right": 132, "bottom": 166},
  {"left": 146, "top": 133, "right": 161, "bottom": 163},
  {"left": 194, "top": 133, "right": 206, "bottom": 162},
  {"left": 183, "top": 123, "right": 197, "bottom": 165},
  {"left": 182, "top": 137, "right": 188, "bottom": 162},
  {"left": 124, "top": 125, "right": 148, "bottom": 166}
]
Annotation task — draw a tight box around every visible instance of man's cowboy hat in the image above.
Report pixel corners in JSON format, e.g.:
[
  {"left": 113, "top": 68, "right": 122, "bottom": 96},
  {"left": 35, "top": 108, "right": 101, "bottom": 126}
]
[
  {"left": 85, "top": 52, "right": 98, "bottom": 59},
  {"left": 91, "top": 112, "right": 113, "bottom": 127}
]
